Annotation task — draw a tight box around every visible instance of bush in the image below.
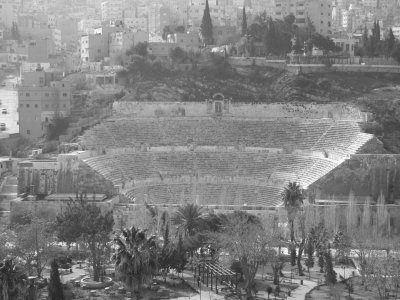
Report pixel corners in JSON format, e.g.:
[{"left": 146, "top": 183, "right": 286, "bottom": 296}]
[{"left": 46, "top": 116, "right": 70, "bottom": 141}]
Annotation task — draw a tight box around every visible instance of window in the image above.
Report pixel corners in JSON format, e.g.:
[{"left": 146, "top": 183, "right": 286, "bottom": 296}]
[
  {"left": 20, "top": 104, "right": 23, "bottom": 107},
  {"left": 34, "top": 104, "right": 38, "bottom": 108},
  {"left": 63, "top": 93, "right": 67, "bottom": 97},
  {"left": 63, "top": 104, "right": 66, "bottom": 108},
  {"left": 45, "top": 104, "right": 49, "bottom": 108},
  {"left": 27, "top": 130, "right": 30, "bottom": 134},
  {"left": 45, "top": 117, "right": 48, "bottom": 122},
  {"left": 26, "top": 93, "right": 30, "bottom": 96},
  {"left": 45, "top": 93, "right": 49, "bottom": 97},
  {"left": 26, "top": 104, "right": 30, "bottom": 108}
]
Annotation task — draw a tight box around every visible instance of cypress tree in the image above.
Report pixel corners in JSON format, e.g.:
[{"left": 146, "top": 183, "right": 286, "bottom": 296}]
[
  {"left": 387, "top": 28, "right": 395, "bottom": 56},
  {"left": 324, "top": 249, "right": 337, "bottom": 285},
  {"left": 318, "top": 251, "right": 325, "bottom": 273},
  {"left": 265, "top": 17, "right": 276, "bottom": 55},
  {"left": 200, "top": 0, "right": 213, "bottom": 45},
  {"left": 48, "top": 260, "right": 64, "bottom": 300},
  {"left": 241, "top": 6, "right": 247, "bottom": 37},
  {"left": 376, "top": 21, "right": 381, "bottom": 42}
]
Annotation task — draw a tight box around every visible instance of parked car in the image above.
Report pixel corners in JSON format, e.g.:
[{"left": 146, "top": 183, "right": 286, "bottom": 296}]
[
  {"left": 0, "top": 123, "right": 6, "bottom": 130},
  {"left": 1, "top": 108, "right": 7, "bottom": 114}
]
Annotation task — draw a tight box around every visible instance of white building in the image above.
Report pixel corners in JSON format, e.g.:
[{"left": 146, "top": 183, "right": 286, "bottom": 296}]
[{"left": 78, "top": 19, "right": 102, "bottom": 35}]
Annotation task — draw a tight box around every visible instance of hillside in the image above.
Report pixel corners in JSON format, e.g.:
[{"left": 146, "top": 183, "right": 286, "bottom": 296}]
[{"left": 119, "top": 66, "right": 400, "bottom": 153}]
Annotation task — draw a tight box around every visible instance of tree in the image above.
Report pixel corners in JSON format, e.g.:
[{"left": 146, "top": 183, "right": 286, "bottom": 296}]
[
  {"left": 13, "top": 217, "right": 56, "bottom": 278},
  {"left": 324, "top": 248, "right": 337, "bottom": 285},
  {"left": 169, "top": 47, "right": 188, "bottom": 64},
  {"left": 113, "top": 226, "right": 158, "bottom": 299},
  {"left": 241, "top": 6, "right": 247, "bottom": 37},
  {"left": 126, "top": 42, "right": 148, "bottom": 57},
  {"left": 305, "top": 235, "right": 314, "bottom": 275},
  {"left": 318, "top": 251, "right": 325, "bottom": 273},
  {"left": 387, "top": 28, "right": 395, "bottom": 57},
  {"left": 48, "top": 260, "right": 64, "bottom": 300},
  {"left": 308, "top": 33, "right": 341, "bottom": 54},
  {"left": 391, "top": 43, "right": 400, "bottom": 63},
  {"left": 175, "top": 25, "right": 186, "bottom": 33},
  {"left": 0, "top": 258, "right": 27, "bottom": 300},
  {"left": 171, "top": 204, "right": 206, "bottom": 238},
  {"left": 264, "top": 17, "right": 277, "bottom": 55},
  {"left": 217, "top": 212, "right": 273, "bottom": 300},
  {"left": 46, "top": 116, "right": 70, "bottom": 141},
  {"left": 162, "top": 26, "right": 173, "bottom": 40},
  {"left": 200, "top": 0, "right": 213, "bottom": 45},
  {"left": 362, "top": 25, "right": 369, "bottom": 56},
  {"left": 55, "top": 200, "right": 114, "bottom": 282},
  {"left": 281, "top": 182, "right": 305, "bottom": 266}
]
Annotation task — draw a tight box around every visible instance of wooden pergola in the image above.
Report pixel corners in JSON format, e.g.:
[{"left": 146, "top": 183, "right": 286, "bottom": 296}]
[{"left": 193, "top": 261, "right": 238, "bottom": 294}]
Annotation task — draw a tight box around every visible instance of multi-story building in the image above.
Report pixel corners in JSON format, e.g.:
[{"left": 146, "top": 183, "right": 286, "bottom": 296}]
[
  {"left": 148, "top": 3, "right": 162, "bottom": 34},
  {"left": 78, "top": 19, "right": 102, "bottom": 35},
  {"left": 79, "top": 34, "right": 109, "bottom": 62},
  {"left": 274, "top": 0, "right": 333, "bottom": 35},
  {"left": 124, "top": 17, "right": 148, "bottom": 31},
  {"left": 101, "top": 0, "right": 124, "bottom": 21},
  {"left": 167, "top": 31, "right": 201, "bottom": 49},
  {"left": 0, "top": 0, "right": 19, "bottom": 28},
  {"left": 109, "top": 30, "right": 149, "bottom": 61},
  {"left": 305, "top": 0, "right": 333, "bottom": 35},
  {"left": 79, "top": 25, "right": 121, "bottom": 62},
  {"left": 18, "top": 71, "right": 72, "bottom": 140}
]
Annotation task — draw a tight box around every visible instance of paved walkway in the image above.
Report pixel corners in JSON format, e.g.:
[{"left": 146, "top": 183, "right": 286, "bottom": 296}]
[{"left": 60, "top": 263, "right": 89, "bottom": 284}]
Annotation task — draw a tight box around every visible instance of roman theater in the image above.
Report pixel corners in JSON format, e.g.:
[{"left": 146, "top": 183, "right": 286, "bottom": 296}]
[{"left": 12, "top": 94, "right": 400, "bottom": 230}]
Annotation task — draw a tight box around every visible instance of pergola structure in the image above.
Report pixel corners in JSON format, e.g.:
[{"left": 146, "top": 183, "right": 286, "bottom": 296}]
[{"left": 193, "top": 261, "right": 238, "bottom": 294}]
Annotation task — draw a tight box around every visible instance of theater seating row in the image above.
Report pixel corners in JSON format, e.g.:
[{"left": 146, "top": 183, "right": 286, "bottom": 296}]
[
  {"left": 84, "top": 151, "right": 341, "bottom": 189},
  {"left": 123, "top": 183, "right": 283, "bottom": 207}
]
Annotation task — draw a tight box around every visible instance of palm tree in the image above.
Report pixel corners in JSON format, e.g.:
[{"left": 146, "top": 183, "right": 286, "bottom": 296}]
[
  {"left": 171, "top": 204, "right": 206, "bottom": 238},
  {"left": 281, "top": 182, "right": 305, "bottom": 267},
  {"left": 113, "top": 226, "right": 158, "bottom": 299},
  {"left": 0, "top": 258, "right": 27, "bottom": 300}
]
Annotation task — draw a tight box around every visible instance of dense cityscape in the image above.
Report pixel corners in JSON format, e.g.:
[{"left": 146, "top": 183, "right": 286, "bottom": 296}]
[{"left": 0, "top": 0, "right": 400, "bottom": 299}]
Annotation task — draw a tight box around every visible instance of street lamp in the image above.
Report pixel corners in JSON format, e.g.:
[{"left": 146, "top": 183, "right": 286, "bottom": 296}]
[{"left": 342, "top": 265, "right": 346, "bottom": 279}]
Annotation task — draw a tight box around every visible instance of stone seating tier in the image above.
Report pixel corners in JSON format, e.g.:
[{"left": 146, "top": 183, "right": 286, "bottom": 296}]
[
  {"left": 84, "top": 152, "right": 341, "bottom": 189},
  {"left": 123, "top": 183, "right": 283, "bottom": 207},
  {"left": 81, "top": 119, "right": 369, "bottom": 153}
]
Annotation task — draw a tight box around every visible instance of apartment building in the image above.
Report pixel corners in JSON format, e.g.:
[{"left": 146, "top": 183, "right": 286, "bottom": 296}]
[
  {"left": 274, "top": 0, "right": 333, "bottom": 35},
  {"left": 18, "top": 71, "right": 72, "bottom": 140},
  {"left": 168, "top": 31, "right": 201, "bottom": 49},
  {"left": 78, "top": 19, "right": 102, "bottom": 35},
  {"left": 79, "top": 34, "right": 109, "bottom": 62},
  {"left": 0, "top": 0, "right": 19, "bottom": 28},
  {"left": 109, "top": 30, "right": 149, "bottom": 61},
  {"left": 124, "top": 17, "right": 148, "bottom": 31},
  {"left": 101, "top": 0, "right": 124, "bottom": 21}
]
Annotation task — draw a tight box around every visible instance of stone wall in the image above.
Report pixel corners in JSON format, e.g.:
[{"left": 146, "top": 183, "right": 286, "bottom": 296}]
[
  {"left": 18, "top": 155, "right": 116, "bottom": 197},
  {"left": 286, "top": 64, "right": 400, "bottom": 74},
  {"left": 112, "top": 101, "right": 368, "bottom": 121}
]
